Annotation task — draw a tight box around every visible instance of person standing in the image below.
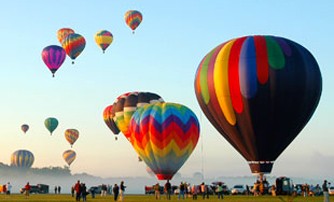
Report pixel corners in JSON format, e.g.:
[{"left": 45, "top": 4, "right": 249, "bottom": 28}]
[
  {"left": 178, "top": 182, "right": 185, "bottom": 199},
  {"left": 119, "top": 181, "right": 126, "bottom": 201},
  {"left": 55, "top": 186, "right": 58, "bottom": 194},
  {"left": 74, "top": 180, "right": 82, "bottom": 201},
  {"left": 6, "top": 182, "right": 12, "bottom": 195},
  {"left": 192, "top": 184, "right": 198, "bottom": 200},
  {"left": 58, "top": 186, "right": 61, "bottom": 194},
  {"left": 164, "top": 180, "right": 172, "bottom": 200},
  {"left": 323, "top": 180, "right": 330, "bottom": 202},
  {"left": 113, "top": 184, "right": 119, "bottom": 201},
  {"left": 81, "top": 183, "right": 88, "bottom": 202},
  {"left": 200, "top": 183, "right": 206, "bottom": 199},
  {"left": 24, "top": 182, "right": 31, "bottom": 198},
  {"left": 154, "top": 183, "right": 161, "bottom": 199}
]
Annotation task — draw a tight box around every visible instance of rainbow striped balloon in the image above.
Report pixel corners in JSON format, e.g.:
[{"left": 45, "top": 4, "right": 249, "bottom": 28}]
[
  {"left": 65, "top": 129, "right": 79, "bottom": 147},
  {"left": 63, "top": 149, "right": 76, "bottom": 166},
  {"left": 124, "top": 10, "right": 143, "bottom": 33},
  {"left": 95, "top": 30, "right": 113, "bottom": 53},
  {"left": 10, "top": 150, "right": 34, "bottom": 168},
  {"left": 129, "top": 102, "right": 200, "bottom": 180},
  {"left": 62, "top": 33, "right": 86, "bottom": 64}
]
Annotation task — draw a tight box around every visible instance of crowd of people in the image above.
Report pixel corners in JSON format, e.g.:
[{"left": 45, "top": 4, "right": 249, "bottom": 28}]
[{"left": 71, "top": 180, "right": 126, "bottom": 202}]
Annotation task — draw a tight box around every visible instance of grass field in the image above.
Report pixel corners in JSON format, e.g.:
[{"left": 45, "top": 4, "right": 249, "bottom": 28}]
[{"left": 0, "top": 194, "right": 331, "bottom": 202}]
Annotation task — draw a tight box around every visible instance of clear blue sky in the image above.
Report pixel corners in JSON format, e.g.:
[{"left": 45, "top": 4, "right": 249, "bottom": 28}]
[{"left": 0, "top": 0, "right": 333, "bottom": 180}]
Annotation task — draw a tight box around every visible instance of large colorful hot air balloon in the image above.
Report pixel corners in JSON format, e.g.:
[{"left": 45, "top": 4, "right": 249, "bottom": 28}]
[
  {"left": 194, "top": 35, "right": 322, "bottom": 176},
  {"left": 41, "top": 45, "right": 66, "bottom": 77},
  {"left": 129, "top": 102, "right": 200, "bottom": 180},
  {"left": 57, "top": 28, "right": 75, "bottom": 44},
  {"left": 103, "top": 105, "right": 120, "bottom": 140},
  {"left": 62, "top": 33, "right": 86, "bottom": 64},
  {"left": 21, "top": 124, "right": 29, "bottom": 134},
  {"left": 63, "top": 149, "right": 76, "bottom": 166},
  {"left": 95, "top": 30, "right": 113, "bottom": 53},
  {"left": 44, "top": 117, "right": 59, "bottom": 135},
  {"left": 65, "top": 129, "right": 79, "bottom": 147},
  {"left": 10, "top": 149, "right": 34, "bottom": 168},
  {"left": 124, "top": 10, "right": 142, "bottom": 33},
  {"left": 112, "top": 92, "right": 164, "bottom": 142}
]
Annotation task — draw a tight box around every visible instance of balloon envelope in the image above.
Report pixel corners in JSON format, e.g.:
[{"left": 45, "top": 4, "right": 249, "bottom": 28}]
[
  {"left": 63, "top": 149, "right": 76, "bottom": 166},
  {"left": 95, "top": 30, "right": 113, "bottom": 53},
  {"left": 65, "top": 129, "right": 79, "bottom": 147},
  {"left": 103, "top": 105, "right": 120, "bottom": 139},
  {"left": 41, "top": 45, "right": 66, "bottom": 77},
  {"left": 129, "top": 102, "right": 200, "bottom": 180},
  {"left": 112, "top": 92, "right": 164, "bottom": 142},
  {"left": 62, "top": 33, "right": 86, "bottom": 63},
  {"left": 21, "top": 124, "right": 29, "bottom": 134},
  {"left": 11, "top": 149, "right": 34, "bottom": 168},
  {"left": 194, "top": 35, "right": 322, "bottom": 174},
  {"left": 44, "top": 117, "right": 59, "bottom": 135},
  {"left": 124, "top": 10, "right": 143, "bottom": 32},
  {"left": 57, "top": 28, "right": 75, "bottom": 44}
]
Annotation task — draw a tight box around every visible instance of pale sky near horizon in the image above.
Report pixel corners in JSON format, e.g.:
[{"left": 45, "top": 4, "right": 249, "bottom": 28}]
[{"left": 0, "top": 0, "right": 333, "bottom": 181}]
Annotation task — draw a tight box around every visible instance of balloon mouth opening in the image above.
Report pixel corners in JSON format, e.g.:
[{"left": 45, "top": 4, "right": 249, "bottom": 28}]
[
  {"left": 156, "top": 174, "right": 173, "bottom": 180},
  {"left": 248, "top": 161, "right": 274, "bottom": 174}
]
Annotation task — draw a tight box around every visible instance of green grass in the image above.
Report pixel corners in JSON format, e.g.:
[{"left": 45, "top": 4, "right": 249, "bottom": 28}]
[{"left": 0, "top": 194, "right": 331, "bottom": 202}]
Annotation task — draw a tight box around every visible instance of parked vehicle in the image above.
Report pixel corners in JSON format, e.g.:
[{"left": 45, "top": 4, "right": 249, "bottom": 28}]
[
  {"left": 211, "top": 182, "right": 230, "bottom": 195},
  {"left": 328, "top": 186, "right": 334, "bottom": 195},
  {"left": 20, "top": 184, "right": 49, "bottom": 194},
  {"left": 231, "top": 185, "right": 246, "bottom": 195},
  {"left": 276, "top": 177, "right": 293, "bottom": 195},
  {"left": 89, "top": 186, "right": 102, "bottom": 194}
]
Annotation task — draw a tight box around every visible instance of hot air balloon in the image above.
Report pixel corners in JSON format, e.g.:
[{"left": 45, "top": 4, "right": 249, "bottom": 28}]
[
  {"left": 62, "top": 33, "right": 86, "bottom": 64},
  {"left": 112, "top": 92, "right": 164, "bottom": 142},
  {"left": 21, "top": 124, "right": 29, "bottom": 134},
  {"left": 65, "top": 129, "right": 79, "bottom": 147},
  {"left": 129, "top": 102, "right": 200, "bottom": 180},
  {"left": 44, "top": 117, "right": 59, "bottom": 135},
  {"left": 41, "top": 45, "right": 66, "bottom": 77},
  {"left": 194, "top": 35, "right": 322, "bottom": 178},
  {"left": 95, "top": 30, "right": 113, "bottom": 53},
  {"left": 57, "top": 28, "right": 75, "bottom": 44},
  {"left": 103, "top": 105, "right": 120, "bottom": 140},
  {"left": 124, "top": 10, "right": 142, "bottom": 33},
  {"left": 63, "top": 149, "right": 76, "bottom": 166},
  {"left": 10, "top": 149, "right": 34, "bottom": 168}
]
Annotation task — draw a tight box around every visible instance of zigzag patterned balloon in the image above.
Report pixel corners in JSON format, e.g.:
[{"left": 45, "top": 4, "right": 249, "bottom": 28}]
[{"left": 129, "top": 102, "right": 200, "bottom": 180}]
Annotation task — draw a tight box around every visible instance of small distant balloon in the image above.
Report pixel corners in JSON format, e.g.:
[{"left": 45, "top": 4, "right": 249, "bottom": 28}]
[
  {"left": 44, "top": 117, "right": 59, "bottom": 135},
  {"left": 63, "top": 149, "right": 76, "bottom": 166},
  {"left": 62, "top": 33, "right": 86, "bottom": 64},
  {"left": 95, "top": 30, "right": 113, "bottom": 53},
  {"left": 11, "top": 149, "right": 34, "bottom": 168},
  {"left": 41, "top": 45, "right": 66, "bottom": 77},
  {"left": 65, "top": 129, "right": 79, "bottom": 147},
  {"left": 21, "top": 124, "right": 29, "bottom": 134},
  {"left": 124, "top": 10, "right": 142, "bottom": 33},
  {"left": 57, "top": 28, "right": 75, "bottom": 44}
]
